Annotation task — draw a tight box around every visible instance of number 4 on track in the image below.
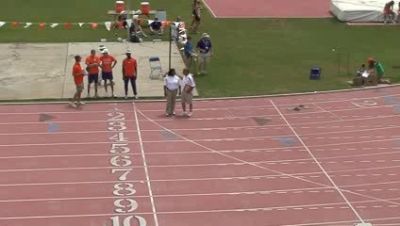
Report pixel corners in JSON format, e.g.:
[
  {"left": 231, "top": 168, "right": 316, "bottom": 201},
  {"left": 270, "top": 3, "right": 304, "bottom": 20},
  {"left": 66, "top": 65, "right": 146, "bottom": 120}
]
[{"left": 109, "top": 132, "right": 127, "bottom": 142}]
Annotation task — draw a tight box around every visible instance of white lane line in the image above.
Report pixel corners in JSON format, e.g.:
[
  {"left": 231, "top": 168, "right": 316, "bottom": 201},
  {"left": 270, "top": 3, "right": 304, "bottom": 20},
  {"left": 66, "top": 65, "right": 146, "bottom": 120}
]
[
  {"left": 314, "top": 104, "right": 344, "bottom": 121},
  {"left": 0, "top": 119, "right": 136, "bottom": 125},
  {"left": 201, "top": 0, "right": 217, "bottom": 18},
  {"left": 6, "top": 129, "right": 400, "bottom": 148},
  {"left": 0, "top": 110, "right": 131, "bottom": 115},
  {"left": 0, "top": 130, "right": 137, "bottom": 136},
  {"left": 0, "top": 195, "right": 139, "bottom": 203},
  {"left": 281, "top": 215, "right": 400, "bottom": 226},
  {"left": 0, "top": 153, "right": 140, "bottom": 159},
  {"left": 0, "top": 141, "right": 136, "bottom": 147},
  {"left": 0, "top": 166, "right": 139, "bottom": 173},
  {"left": 132, "top": 102, "right": 159, "bottom": 226},
  {"left": 0, "top": 180, "right": 142, "bottom": 187},
  {"left": 270, "top": 99, "right": 366, "bottom": 223}
]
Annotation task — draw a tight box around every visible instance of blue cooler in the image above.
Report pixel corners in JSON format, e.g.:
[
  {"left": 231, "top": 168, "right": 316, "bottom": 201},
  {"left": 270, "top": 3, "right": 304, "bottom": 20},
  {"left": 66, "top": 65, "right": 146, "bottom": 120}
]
[{"left": 310, "top": 67, "right": 321, "bottom": 80}]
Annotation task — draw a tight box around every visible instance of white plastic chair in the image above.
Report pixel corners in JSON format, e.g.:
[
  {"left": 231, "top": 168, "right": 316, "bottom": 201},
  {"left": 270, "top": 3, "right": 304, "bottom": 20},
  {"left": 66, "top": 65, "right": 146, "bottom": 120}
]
[{"left": 149, "top": 56, "right": 162, "bottom": 79}]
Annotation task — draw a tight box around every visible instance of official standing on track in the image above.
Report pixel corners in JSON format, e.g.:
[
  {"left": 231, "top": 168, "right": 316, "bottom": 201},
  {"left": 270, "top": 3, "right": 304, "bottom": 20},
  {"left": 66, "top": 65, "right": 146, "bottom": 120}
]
[
  {"left": 122, "top": 50, "right": 138, "bottom": 99},
  {"left": 164, "top": 68, "right": 181, "bottom": 116},
  {"left": 181, "top": 68, "right": 196, "bottom": 117}
]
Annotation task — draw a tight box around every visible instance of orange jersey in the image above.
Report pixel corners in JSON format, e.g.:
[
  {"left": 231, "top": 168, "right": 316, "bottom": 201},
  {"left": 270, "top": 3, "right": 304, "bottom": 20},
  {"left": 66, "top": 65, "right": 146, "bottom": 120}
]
[
  {"left": 72, "top": 62, "right": 84, "bottom": 85},
  {"left": 100, "top": 55, "right": 117, "bottom": 73},
  {"left": 122, "top": 58, "right": 137, "bottom": 77},
  {"left": 85, "top": 55, "right": 100, "bottom": 74}
]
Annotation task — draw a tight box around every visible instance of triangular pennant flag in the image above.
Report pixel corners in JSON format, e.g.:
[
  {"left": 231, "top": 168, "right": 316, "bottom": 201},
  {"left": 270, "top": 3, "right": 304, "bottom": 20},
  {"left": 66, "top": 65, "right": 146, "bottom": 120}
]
[
  {"left": 78, "top": 22, "right": 84, "bottom": 28},
  {"left": 50, "top": 23, "right": 59, "bottom": 28},
  {"left": 11, "top": 21, "right": 20, "bottom": 28},
  {"left": 39, "top": 22, "right": 46, "bottom": 30},
  {"left": 0, "top": 21, "right": 5, "bottom": 28},
  {"left": 91, "top": 23, "right": 98, "bottom": 29},
  {"left": 24, "top": 22, "right": 32, "bottom": 29},
  {"left": 64, "top": 22, "right": 72, "bottom": 29},
  {"left": 104, "top": 21, "right": 112, "bottom": 31}
]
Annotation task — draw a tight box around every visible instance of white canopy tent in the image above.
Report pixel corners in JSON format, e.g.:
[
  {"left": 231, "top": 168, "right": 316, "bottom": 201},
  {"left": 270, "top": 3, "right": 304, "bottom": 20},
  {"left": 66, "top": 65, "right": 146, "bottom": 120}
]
[{"left": 330, "top": 0, "right": 399, "bottom": 22}]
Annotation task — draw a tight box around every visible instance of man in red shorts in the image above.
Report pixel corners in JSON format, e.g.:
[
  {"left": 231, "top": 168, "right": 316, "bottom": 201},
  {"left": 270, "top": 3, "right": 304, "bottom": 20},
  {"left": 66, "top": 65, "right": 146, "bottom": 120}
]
[
  {"left": 71, "top": 55, "right": 85, "bottom": 108},
  {"left": 85, "top": 49, "right": 100, "bottom": 98},
  {"left": 100, "top": 49, "right": 117, "bottom": 97},
  {"left": 122, "top": 50, "right": 138, "bottom": 99}
]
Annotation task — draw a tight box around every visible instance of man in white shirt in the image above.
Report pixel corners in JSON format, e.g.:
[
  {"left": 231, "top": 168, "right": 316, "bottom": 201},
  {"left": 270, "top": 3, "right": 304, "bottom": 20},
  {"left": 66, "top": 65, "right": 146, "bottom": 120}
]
[
  {"left": 164, "top": 68, "right": 181, "bottom": 116},
  {"left": 181, "top": 68, "right": 196, "bottom": 117}
]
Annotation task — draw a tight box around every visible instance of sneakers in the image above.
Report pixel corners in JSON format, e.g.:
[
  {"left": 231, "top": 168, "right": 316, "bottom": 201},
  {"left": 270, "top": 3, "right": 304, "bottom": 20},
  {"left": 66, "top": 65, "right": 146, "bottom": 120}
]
[
  {"left": 182, "top": 111, "right": 192, "bottom": 117},
  {"left": 165, "top": 112, "right": 176, "bottom": 117},
  {"left": 78, "top": 101, "right": 85, "bottom": 105},
  {"left": 69, "top": 102, "right": 77, "bottom": 108}
]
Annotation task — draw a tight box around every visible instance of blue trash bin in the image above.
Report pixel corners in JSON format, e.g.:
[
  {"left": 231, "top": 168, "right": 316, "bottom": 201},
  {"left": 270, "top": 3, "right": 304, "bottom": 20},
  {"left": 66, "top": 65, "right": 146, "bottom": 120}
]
[{"left": 310, "top": 67, "right": 321, "bottom": 80}]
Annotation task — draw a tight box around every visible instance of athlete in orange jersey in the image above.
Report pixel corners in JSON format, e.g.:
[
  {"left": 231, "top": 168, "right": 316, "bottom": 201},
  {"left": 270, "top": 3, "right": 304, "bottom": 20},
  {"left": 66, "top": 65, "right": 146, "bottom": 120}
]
[
  {"left": 122, "top": 50, "right": 138, "bottom": 99},
  {"left": 100, "top": 49, "right": 117, "bottom": 97},
  {"left": 71, "top": 55, "right": 85, "bottom": 108},
  {"left": 85, "top": 49, "right": 101, "bottom": 98}
]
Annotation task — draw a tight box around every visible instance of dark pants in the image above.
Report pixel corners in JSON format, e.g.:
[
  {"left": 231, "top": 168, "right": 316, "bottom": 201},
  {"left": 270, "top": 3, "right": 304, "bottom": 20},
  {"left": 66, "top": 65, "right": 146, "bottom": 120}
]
[{"left": 124, "top": 77, "right": 137, "bottom": 96}]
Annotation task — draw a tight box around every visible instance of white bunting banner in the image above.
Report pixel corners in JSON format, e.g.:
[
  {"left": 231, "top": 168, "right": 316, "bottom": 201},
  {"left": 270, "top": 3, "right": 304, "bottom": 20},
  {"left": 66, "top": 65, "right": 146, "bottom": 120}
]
[
  {"left": 50, "top": 23, "right": 59, "bottom": 28},
  {"left": 104, "top": 21, "right": 112, "bottom": 31},
  {"left": 78, "top": 22, "right": 84, "bottom": 28},
  {"left": 24, "top": 22, "right": 32, "bottom": 28},
  {"left": 0, "top": 21, "right": 5, "bottom": 28}
]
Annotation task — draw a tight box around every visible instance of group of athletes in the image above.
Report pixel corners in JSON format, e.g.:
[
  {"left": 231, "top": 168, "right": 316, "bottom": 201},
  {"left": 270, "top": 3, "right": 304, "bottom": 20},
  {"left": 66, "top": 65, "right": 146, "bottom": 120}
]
[
  {"left": 71, "top": 47, "right": 138, "bottom": 108},
  {"left": 71, "top": 47, "right": 196, "bottom": 117}
]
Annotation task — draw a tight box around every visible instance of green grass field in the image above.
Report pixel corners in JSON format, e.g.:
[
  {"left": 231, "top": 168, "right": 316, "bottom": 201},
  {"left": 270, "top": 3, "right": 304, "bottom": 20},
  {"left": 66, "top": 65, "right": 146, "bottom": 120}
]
[{"left": 1, "top": 0, "right": 400, "bottom": 97}]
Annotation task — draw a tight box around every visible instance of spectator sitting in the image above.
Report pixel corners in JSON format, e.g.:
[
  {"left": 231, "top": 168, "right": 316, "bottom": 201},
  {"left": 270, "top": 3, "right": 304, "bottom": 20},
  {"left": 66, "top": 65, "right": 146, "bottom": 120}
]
[
  {"left": 374, "top": 60, "right": 390, "bottom": 84},
  {"left": 383, "top": 1, "right": 396, "bottom": 24},
  {"left": 172, "top": 16, "right": 186, "bottom": 41},
  {"left": 365, "top": 59, "right": 378, "bottom": 86},
  {"left": 149, "top": 17, "right": 163, "bottom": 35},
  {"left": 397, "top": 2, "right": 400, "bottom": 22},
  {"left": 114, "top": 14, "right": 128, "bottom": 29},
  {"left": 356, "top": 64, "right": 367, "bottom": 77},
  {"left": 129, "top": 15, "right": 147, "bottom": 42},
  {"left": 352, "top": 64, "right": 367, "bottom": 86}
]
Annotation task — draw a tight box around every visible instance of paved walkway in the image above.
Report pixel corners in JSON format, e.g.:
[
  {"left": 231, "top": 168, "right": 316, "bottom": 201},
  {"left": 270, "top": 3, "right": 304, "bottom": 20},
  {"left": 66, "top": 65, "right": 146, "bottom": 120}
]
[{"left": 0, "top": 41, "right": 192, "bottom": 100}]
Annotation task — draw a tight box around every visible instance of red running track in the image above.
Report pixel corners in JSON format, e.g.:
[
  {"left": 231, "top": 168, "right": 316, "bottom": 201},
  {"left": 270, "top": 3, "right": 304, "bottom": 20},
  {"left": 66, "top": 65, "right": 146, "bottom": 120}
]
[
  {"left": 1, "top": 86, "right": 400, "bottom": 226},
  {"left": 203, "top": 0, "right": 332, "bottom": 18}
]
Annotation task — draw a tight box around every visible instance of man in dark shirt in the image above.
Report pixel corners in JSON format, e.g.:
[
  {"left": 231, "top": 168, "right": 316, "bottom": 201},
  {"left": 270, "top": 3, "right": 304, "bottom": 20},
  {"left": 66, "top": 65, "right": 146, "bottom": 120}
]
[
  {"left": 149, "top": 17, "right": 163, "bottom": 35},
  {"left": 196, "top": 33, "right": 213, "bottom": 75}
]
